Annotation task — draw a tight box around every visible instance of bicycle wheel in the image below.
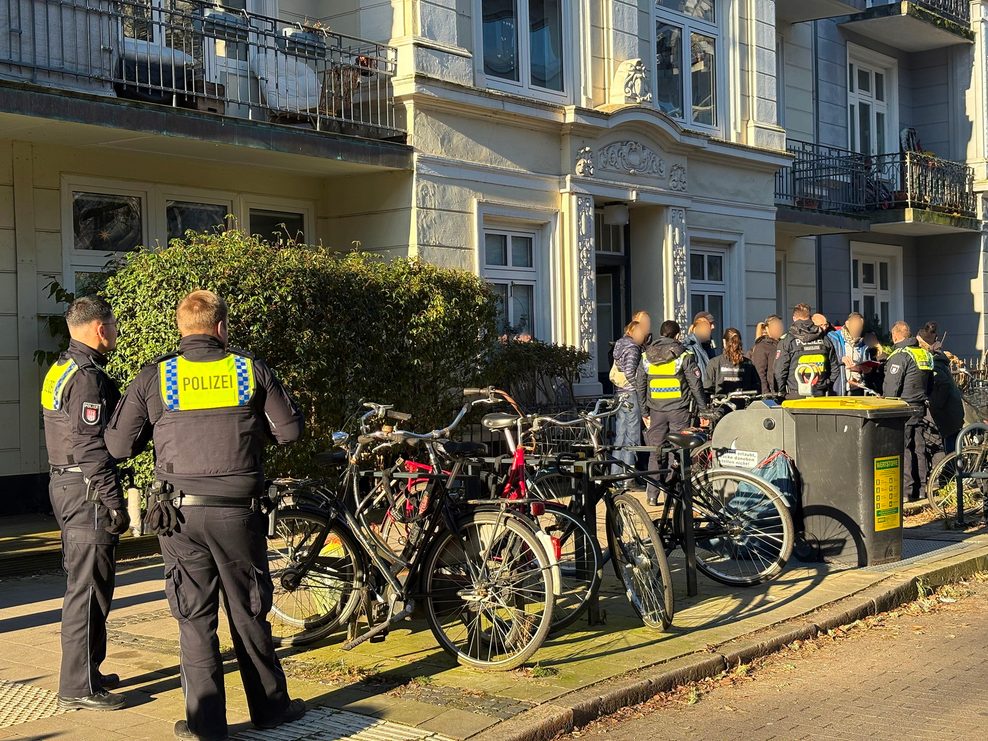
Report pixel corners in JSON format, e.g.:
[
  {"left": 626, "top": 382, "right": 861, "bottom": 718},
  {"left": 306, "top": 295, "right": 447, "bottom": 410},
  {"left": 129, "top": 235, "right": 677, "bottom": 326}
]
[
  {"left": 690, "top": 468, "right": 794, "bottom": 586},
  {"left": 529, "top": 469, "right": 575, "bottom": 501},
  {"left": 423, "top": 510, "right": 555, "bottom": 670},
  {"left": 926, "top": 447, "right": 988, "bottom": 519},
  {"left": 533, "top": 501, "right": 603, "bottom": 633},
  {"left": 605, "top": 491, "right": 674, "bottom": 630},
  {"left": 267, "top": 509, "right": 364, "bottom": 646},
  {"left": 690, "top": 441, "right": 716, "bottom": 473}
]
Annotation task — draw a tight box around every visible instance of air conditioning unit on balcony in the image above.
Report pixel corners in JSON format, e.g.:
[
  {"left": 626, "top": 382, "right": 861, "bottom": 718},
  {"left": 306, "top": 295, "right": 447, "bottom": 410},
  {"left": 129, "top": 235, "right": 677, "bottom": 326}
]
[
  {"left": 277, "top": 28, "right": 327, "bottom": 59},
  {"left": 196, "top": 8, "right": 250, "bottom": 44}
]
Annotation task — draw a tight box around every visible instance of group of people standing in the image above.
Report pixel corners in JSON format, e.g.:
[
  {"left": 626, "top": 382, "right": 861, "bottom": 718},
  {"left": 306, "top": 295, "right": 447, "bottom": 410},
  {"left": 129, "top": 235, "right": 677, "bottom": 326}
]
[{"left": 609, "top": 303, "right": 965, "bottom": 504}]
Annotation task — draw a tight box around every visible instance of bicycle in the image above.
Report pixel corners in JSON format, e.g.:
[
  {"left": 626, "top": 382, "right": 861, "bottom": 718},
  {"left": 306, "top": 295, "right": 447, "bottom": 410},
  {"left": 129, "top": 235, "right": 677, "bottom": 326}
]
[{"left": 264, "top": 402, "right": 556, "bottom": 670}]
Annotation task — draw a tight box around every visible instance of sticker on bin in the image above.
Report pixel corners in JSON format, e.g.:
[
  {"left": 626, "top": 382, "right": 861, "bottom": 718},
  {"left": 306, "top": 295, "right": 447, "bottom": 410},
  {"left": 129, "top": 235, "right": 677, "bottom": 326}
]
[
  {"left": 719, "top": 449, "right": 759, "bottom": 469},
  {"left": 874, "top": 455, "right": 901, "bottom": 532}
]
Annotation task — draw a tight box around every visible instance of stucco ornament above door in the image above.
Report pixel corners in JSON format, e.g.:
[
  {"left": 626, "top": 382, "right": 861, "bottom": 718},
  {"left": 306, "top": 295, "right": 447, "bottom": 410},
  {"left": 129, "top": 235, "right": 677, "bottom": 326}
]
[
  {"left": 670, "top": 164, "right": 687, "bottom": 192},
  {"left": 611, "top": 59, "right": 653, "bottom": 105},
  {"left": 597, "top": 141, "right": 666, "bottom": 178},
  {"left": 575, "top": 146, "right": 595, "bottom": 177}
]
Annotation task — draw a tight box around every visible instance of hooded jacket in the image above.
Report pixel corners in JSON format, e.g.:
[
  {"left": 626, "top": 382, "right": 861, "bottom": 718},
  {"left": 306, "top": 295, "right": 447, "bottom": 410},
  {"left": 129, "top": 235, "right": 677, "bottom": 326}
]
[
  {"left": 928, "top": 349, "right": 964, "bottom": 439},
  {"left": 683, "top": 332, "right": 718, "bottom": 379},
  {"left": 635, "top": 336, "right": 706, "bottom": 413},
  {"left": 749, "top": 335, "right": 779, "bottom": 395},
  {"left": 883, "top": 337, "right": 933, "bottom": 409},
  {"left": 774, "top": 320, "right": 842, "bottom": 399}
]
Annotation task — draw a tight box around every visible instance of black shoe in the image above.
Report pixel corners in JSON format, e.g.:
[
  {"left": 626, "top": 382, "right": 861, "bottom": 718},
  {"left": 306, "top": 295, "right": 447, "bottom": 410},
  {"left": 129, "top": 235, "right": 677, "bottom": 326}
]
[
  {"left": 253, "top": 699, "right": 307, "bottom": 730},
  {"left": 647, "top": 492, "right": 659, "bottom": 507},
  {"left": 98, "top": 673, "right": 120, "bottom": 690},
  {"left": 57, "top": 690, "right": 126, "bottom": 711},
  {"left": 173, "top": 721, "right": 227, "bottom": 741}
]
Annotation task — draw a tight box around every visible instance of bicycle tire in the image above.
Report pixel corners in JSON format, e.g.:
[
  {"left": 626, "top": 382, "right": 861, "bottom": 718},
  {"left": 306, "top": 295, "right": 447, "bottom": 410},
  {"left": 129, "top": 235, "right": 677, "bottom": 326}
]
[
  {"left": 267, "top": 508, "right": 364, "bottom": 647},
  {"left": 422, "top": 510, "right": 555, "bottom": 670},
  {"left": 605, "top": 491, "right": 674, "bottom": 630},
  {"left": 529, "top": 469, "right": 575, "bottom": 501},
  {"left": 926, "top": 446, "right": 988, "bottom": 519},
  {"left": 536, "top": 502, "right": 603, "bottom": 633},
  {"left": 690, "top": 468, "right": 794, "bottom": 587}
]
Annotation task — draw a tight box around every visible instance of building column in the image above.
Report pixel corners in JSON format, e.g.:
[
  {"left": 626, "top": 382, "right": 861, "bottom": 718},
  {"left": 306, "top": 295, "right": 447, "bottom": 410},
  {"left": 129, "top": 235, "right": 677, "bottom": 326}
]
[
  {"left": 13, "top": 141, "right": 39, "bottom": 474},
  {"left": 663, "top": 206, "right": 689, "bottom": 329},
  {"left": 740, "top": 0, "right": 785, "bottom": 151},
  {"left": 567, "top": 193, "right": 601, "bottom": 395}
]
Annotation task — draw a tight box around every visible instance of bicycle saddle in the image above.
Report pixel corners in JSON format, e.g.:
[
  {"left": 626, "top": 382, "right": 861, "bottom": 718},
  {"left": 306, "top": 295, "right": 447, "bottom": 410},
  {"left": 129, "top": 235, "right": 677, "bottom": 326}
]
[
  {"left": 313, "top": 449, "right": 348, "bottom": 466},
  {"left": 666, "top": 432, "right": 706, "bottom": 450},
  {"left": 440, "top": 441, "right": 488, "bottom": 457},
  {"left": 482, "top": 412, "right": 520, "bottom": 430}
]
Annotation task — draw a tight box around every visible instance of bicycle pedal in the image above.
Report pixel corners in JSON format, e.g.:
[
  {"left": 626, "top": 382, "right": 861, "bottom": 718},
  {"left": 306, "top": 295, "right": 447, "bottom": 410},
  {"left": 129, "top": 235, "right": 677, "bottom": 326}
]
[{"left": 370, "top": 629, "right": 389, "bottom": 643}]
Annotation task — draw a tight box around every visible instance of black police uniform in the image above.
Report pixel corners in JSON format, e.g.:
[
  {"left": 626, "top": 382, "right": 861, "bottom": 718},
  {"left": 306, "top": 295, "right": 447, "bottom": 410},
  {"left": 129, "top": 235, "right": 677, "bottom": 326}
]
[
  {"left": 883, "top": 338, "right": 933, "bottom": 501},
  {"left": 41, "top": 339, "right": 123, "bottom": 701},
  {"left": 774, "top": 319, "right": 842, "bottom": 399},
  {"left": 105, "top": 335, "right": 303, "bottom": 739},
  {"left": 702, "top": 354, "right": 760, "bottom": 397},
  {"left": 635, "top": 335, "right": 706, "bottom": 503}
]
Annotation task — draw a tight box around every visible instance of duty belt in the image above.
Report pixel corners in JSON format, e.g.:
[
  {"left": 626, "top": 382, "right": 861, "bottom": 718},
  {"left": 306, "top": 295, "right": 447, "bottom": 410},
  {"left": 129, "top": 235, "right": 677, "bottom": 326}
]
[
  {"left": 176, "top": 494, "right": 259, "bottom": 509},
  {"left": 50, "top": 465, "right": 83, "bottom": 475}
]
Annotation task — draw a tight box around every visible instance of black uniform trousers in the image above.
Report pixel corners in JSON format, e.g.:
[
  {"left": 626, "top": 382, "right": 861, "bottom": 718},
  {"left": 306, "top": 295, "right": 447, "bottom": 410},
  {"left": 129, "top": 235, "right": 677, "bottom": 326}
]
[
  {"left": 49, "top": 470, "right": 117, "bottom": 698},
  {"left": 644, "top": 407, "right": 693, "bottom": 501},
  {"left": 903, "top": 413, "right": 929, "bottom": 502},
  {"left": 159, "top": 503, "right": 289, "bottom": 739}
]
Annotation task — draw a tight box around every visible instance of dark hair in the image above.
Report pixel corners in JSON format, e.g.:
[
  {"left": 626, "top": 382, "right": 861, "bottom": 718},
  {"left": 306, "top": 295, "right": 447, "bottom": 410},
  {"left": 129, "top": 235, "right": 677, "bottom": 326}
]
[
  {"left": 918, "top": 321, "right": 939, "bottom": 345},
  {"left": 792, "top": 303, "right": 811, "bottom": 320},
  {"left": 659, "top": 320, "right": 680, "bottom": 339},
  {"left": 65, "top": 296, "right": 113, "bottom": 328},
  {"left": 723, "top": 327, "right": 744, "bottom": 365}
]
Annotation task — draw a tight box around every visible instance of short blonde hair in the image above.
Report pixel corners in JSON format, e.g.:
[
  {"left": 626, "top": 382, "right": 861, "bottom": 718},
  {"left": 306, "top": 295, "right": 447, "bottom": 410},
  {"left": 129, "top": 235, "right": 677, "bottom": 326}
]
[{"left": 177, "top": 290, "right": 228, "bottom": 335}]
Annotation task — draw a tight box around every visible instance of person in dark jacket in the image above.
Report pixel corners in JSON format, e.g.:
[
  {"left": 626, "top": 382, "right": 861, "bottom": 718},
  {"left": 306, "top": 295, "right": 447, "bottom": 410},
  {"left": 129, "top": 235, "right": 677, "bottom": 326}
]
[
  {"left": 884, "top": 321, "right": 934, "bottom": 502},
  {"left": 774, "top": 303, "right": 841, "bottom": 399},
  {"left": 704, "top": 328, "right": 760, "bottom": 397},
  {"left": 683, "top": 311, "right": 718, "bottom": 379},
  {"left": 611, "top": 318, "right": 648, "bottom": 476},
  {"left": 635, "top": 320, "right": 706, "bottom": 505},
  {"left": 917, "top": 322, "right": 964, "bottom": 454},
  {"left": 749, "top": 314, "right": 783, "bottom": 395},
  {"left": 42, "top": 297, "right": 128, "bottom": 711},
  {"left": 106, "top": 290, "right": 306, "bottom": 740}
]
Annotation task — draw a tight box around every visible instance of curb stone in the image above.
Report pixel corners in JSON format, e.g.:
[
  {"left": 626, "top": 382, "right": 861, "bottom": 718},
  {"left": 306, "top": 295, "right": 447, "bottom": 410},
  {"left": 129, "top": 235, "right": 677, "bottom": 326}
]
[{"left": 470, "top": 546, "right": 988, "bottom": 741}]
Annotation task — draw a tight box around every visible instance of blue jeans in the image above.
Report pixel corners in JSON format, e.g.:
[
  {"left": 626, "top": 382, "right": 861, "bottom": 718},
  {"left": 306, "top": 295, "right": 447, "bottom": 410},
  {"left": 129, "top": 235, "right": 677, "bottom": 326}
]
[{"left": 612, "top": 391, "right": 641, "bottom": 477}]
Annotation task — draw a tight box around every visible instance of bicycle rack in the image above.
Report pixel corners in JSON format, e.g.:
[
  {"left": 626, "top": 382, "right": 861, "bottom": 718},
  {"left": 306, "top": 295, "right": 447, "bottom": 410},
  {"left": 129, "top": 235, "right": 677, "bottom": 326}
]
[{"left": 952, "top": 422, "right": 988, "bottom": 528}]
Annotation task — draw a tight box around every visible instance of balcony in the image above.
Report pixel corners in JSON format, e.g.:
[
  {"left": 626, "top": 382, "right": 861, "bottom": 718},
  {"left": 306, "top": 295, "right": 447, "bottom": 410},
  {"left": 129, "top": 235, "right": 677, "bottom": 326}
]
[
  {"left": 840, "top": 1, "right": 973, "bottom": 53},
  {"left": 776, "top": 1, "right": 865, "bottom": 24},
  {"left": 0, "top": 0, "right": 403, "bottom": 141},
  {"left": 776, "top": 140, "right": 979, "bottom": 235}
]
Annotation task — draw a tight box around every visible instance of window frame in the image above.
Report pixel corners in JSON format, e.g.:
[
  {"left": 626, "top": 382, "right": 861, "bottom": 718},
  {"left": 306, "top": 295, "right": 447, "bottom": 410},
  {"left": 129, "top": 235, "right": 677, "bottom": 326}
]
[
  {"left": 849, "top": 242, "right": 903, "bottom": 335},
  {"left": 474, "top": 0, "right": 573, "bottom": 103},
  {"left": 652, "top": 0, "right": 724, "bottom": 133},
  {"left": 482, "top": 224, "right": 541, "bottom": 337},
  {"left": 687, "top": 228, "right": 744, "bottom": 334},
  {"left": 846, "top": 44, "right": 898, "bottom": 157}
]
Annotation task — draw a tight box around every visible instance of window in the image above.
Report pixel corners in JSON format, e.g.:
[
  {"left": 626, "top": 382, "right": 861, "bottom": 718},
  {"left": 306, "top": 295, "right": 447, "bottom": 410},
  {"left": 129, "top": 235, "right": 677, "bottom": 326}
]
[
  {"left": 848, "top": 50, "right": 895, "bottom": 156},
  {"left": 689, "top": 244, "right": 728, "bottom": 331},
  {"left": 480, "top": 0, "right": 566, "bottom": 96},
  {"left": 166, "top": 200, "right": 229, "bottom": 242},
  {"left": 66, "top": 186, "right": 149, "bottom": 292},
  {"left": 594, "top": 212, "right": 626, "bottom": 255},
  {"left": 850, "top": 243, "right": 901, "bottom": 335},
  {"left": 249, "top": 208, "right": 306, "bottom": 243},
  {"left": 655, "top": 0, "right": 720, "bottom": 129},
  {"left": 483, "top": 228, "right": 539, "bottom": 336}
]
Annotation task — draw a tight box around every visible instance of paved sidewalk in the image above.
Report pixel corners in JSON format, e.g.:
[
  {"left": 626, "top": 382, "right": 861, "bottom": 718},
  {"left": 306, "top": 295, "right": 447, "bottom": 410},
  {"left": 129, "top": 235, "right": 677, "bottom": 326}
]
[{"left": 0, "top": 514, "right": 986, "bottom": 740}]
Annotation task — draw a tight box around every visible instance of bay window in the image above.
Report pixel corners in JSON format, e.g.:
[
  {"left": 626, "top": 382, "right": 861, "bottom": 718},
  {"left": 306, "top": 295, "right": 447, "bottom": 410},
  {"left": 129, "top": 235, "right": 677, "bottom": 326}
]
[{"left": 655, "top": 1, "right": 720, "bottom": 129}]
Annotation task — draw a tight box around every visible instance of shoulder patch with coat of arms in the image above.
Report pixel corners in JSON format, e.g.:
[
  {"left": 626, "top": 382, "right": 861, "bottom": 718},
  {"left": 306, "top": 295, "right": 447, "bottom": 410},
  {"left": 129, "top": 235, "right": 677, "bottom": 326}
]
[
  {"left": 889, "top": 365, "right": 900, "bottom": 375},
  {"left": 81, "top": 402, "right": 101, "bottom": 425}
]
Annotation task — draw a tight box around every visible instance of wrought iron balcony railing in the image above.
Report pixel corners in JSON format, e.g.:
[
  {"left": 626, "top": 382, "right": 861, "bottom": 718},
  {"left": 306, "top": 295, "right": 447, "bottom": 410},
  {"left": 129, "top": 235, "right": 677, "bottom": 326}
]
[
  {"left": 776, "top": 139, "right": 977, "bottom": 219},
  {"left": 911, "top": 0, "right": 970, "bottom": 26},
  {"left": 0, "top": 0, "right": 402, "bottom": 138}
]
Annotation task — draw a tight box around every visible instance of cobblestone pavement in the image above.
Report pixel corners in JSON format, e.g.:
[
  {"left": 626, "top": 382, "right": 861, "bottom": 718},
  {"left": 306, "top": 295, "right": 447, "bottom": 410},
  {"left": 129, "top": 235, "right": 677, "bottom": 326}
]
[{"left": 567, "top": 578, "right": 988, "bottom": 741}]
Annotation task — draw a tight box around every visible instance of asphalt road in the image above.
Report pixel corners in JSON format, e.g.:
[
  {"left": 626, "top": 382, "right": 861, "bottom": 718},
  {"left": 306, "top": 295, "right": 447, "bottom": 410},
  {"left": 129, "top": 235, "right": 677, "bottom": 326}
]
[{"left": 566, "top": 578, "right": 988, "bottom": 741}]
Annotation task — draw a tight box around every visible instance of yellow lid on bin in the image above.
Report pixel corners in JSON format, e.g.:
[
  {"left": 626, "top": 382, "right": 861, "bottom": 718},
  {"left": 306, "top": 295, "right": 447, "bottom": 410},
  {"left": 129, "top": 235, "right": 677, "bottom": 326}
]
[{"left": 782, "top": 396, "right": 912, "bottom": 411}]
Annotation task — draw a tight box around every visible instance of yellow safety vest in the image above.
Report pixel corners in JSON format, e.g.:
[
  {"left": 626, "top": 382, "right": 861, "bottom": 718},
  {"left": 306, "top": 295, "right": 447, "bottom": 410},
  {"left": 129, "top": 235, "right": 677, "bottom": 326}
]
[
  {"left": 158, "top": 354, "right": 255, "bottom": 412},
  {"left": 41, "top": 359, "right": 80, "bottom": 412},
  {"left": 644, "top": 353, "right": 687, "bottom": 400},
  {"left": 891, "top": 345, "right": 933, "bottom": 372}
]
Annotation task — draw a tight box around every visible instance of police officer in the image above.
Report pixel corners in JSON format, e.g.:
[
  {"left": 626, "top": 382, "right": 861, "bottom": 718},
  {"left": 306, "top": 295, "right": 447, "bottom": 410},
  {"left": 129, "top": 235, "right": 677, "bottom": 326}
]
[
  {"left": 42, "top": 297, "right": 128, "bottom": 711},
  {"left": 636, "top": 319, "right": 706, "bottom": 506},
  {"left": 884, "top": 320, "right": 933, "bottom": 502},
  {"left": 774, "top": 303, "right": 841, "bottom": 399},
  {"left": 106, "top": 290, "right": 305, "bottom": 741}
]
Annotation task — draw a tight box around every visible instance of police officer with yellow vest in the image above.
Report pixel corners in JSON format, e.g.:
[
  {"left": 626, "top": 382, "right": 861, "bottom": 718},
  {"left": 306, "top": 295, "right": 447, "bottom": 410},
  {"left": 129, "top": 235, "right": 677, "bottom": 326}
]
[
  {"left": 774, "top": 303, "right": 842, "bottom": 399},
  {"left": 42, "top": 297, "right": 129, "bottom": 711},
  {"left": 106, "top": 291, "right": 305, "bottom": 741},
  {"left": 635, "top": 320, "right": 706, "bottom": 505},
  {"left": 883, "top": 320, "right": 934, "bottom": 502}
]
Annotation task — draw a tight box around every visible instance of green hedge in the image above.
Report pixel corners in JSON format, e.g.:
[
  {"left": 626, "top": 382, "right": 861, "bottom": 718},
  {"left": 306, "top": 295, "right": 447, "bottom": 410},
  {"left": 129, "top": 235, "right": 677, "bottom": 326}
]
[{"left": 100, "top": 230, "right": 497, "bottom": 482}]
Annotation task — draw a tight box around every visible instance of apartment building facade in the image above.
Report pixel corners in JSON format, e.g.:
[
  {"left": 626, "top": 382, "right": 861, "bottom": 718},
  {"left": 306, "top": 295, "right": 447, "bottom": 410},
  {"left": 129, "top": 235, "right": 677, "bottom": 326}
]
[{"left": 775, "top": 0, "right": 986, "bottom": 353}]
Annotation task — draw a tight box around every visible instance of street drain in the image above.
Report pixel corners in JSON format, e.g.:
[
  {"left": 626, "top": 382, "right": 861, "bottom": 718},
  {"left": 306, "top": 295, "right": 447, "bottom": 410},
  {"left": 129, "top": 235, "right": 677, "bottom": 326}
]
[
  {"left": 0, "top": 679, "right": 68, "bottom": 728},
  {"left": 234, "top": 706, "right": 454, "bottom": 741}
]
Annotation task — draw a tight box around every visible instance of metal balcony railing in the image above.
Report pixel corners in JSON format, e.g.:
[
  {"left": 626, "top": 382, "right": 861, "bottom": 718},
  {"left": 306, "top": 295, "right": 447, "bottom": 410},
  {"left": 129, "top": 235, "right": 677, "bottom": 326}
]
[
  {"left": 776, "top": 140, "right": 977, "bottom": 219},
  {"left": 869, "top": 0, "right": 970, "bottom": 26},
  {"left": 0, "top": 0, "right": 402, "bottom": 138}
]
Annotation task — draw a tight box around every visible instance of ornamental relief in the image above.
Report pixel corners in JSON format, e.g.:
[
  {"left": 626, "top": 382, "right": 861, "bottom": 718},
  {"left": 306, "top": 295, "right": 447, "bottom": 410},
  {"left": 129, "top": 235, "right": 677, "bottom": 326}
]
[
  {"left": 597, "top": 141, "right": 666, "bottom": 178},
  {"left": 576, "top": 195, "right": 597, "bottom": 379},
  {"left": 668, "top": 208, "right": 688, "bottom": 329}
]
